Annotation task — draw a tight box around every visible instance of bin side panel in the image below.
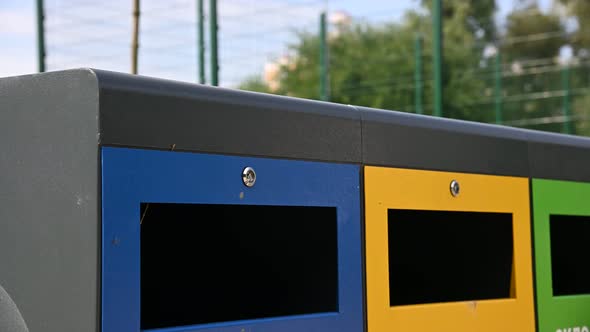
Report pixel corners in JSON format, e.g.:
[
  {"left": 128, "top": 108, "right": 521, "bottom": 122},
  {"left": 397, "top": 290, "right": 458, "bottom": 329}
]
[{"left": 0, "top": 69, "right": 100, "bottom": 332}]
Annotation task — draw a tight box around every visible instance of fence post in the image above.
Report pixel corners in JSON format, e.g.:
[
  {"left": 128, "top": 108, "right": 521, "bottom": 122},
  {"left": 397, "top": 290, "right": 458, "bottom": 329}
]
[
  {"left": 210, "top": 0, "right": 219, "bottom": 86},
  {"left": 131, "top": 0, "right": 140, "bottom": 74},
  {"left": 198, "top": 0, "right": 206, "bottom": 84},
  {"left": 319, "top": 12, "right": 329, "bottom": 101},
  {"left": 36, "top": 0, "right": 46, "bottom": 72},
  {"left": 414, "top": 34, "right": 423, "bottom": 114},
  {"left": 562, "top": 66, "right": 572, "bottom": 134},
  {"left": 432, "top": 0, "right": 443, "bottom": 117},
  {"left": 494, "top": 51, "right": 503, "bottom": 124}
]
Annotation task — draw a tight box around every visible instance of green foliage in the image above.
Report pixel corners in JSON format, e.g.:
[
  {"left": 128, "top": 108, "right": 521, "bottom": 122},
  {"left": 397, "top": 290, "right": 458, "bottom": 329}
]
[
  {"left": 259, "top": 2, "right": 496, "bottom": 122},
  {"left": 279, "top": 24, "right": 420, "bottom": 111},
  {"left": 496, "top": 3, "right": 568, "bottom": 133},
  {"left": 558, "top": 0, "right": 590, "bottom": 136},
  {"left": 280, "top": 22, "right": 425, "bottom": 111},
  {"left": 421, "top": 0, "right": 497, "bottom": 40},
  {"left": 238, "top": 76, "right": 271, "bottom": 94},
  {"left": 558, "top": 0, "right": 590, "bottom": 51},
  {"left": 237, "top": 0, "right": 590, "bottom": 136},
  {"left": 574, "top": 93, "right": 590, "bottom": 136},
  {"left": 502, "top": 3, "right": 566, "bottom": 61}
]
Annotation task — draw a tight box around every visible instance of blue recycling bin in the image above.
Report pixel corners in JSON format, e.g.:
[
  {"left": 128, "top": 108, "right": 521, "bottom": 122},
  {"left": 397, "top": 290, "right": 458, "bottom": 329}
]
[{"left": 101, "top": 147, "right": 363, "bottom": 332}]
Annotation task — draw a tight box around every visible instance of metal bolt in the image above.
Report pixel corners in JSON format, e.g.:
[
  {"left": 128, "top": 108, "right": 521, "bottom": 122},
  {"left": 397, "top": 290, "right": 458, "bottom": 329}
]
[
  {"left": 242, "top": 167, "right": 256, "bottom": 187},
  {"left": 450, "top": 179, "right": 460, "bottom": 197}
]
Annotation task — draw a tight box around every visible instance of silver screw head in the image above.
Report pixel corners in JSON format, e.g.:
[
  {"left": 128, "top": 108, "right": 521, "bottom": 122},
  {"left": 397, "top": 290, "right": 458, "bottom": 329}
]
[
  {"left": 242, "top": 167, "right": 256, "bottom": 187},
  {"left": 450, "top": 179, "right": 460, "bottom": 197}
]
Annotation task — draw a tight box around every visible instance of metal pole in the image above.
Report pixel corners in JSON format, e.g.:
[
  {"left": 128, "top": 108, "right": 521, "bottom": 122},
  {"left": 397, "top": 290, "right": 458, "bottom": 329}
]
[
  {"left": 494, "top": 51, "right": 503, "bottom": 124},
  {"left": 210, "top": 0, "right": 219, "bottom": 86},
  {"left": 131, "top": 0, "right": 140, "bottom": 74},
  {"left": 432, "top": 0, "right": 443, "bottom": 117},
  {"left": 197, "top": 0, "right": 205, "bottom": 84},
  {"left": 319, "top": 12, "right": 329, "bottom": 101},
  {"left": 562, "top": 65, "right": 572, "bottom": 134},
  {"left": 414, "top": 34, "right": 423, "bottom": 114},
  {"left": 36, "top": 0, "right": 46, "bottom": 72}
]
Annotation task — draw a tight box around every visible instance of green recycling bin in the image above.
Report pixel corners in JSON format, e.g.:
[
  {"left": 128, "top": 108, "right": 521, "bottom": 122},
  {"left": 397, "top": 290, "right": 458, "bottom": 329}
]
[{"left": 532, "top": 179, "right": 590, "bottom": 332}]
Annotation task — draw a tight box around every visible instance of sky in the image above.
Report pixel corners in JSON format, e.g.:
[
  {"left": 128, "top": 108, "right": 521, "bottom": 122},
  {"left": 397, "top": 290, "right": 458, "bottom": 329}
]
[{"left": 0, "top": 0, "right": 553, "bottom": 85}]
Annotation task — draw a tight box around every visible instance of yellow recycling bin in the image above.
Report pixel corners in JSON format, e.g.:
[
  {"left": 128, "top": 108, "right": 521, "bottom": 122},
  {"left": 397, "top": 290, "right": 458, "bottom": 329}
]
[{"left": 364, "top": 166, "right": 535, "bottom": 332}]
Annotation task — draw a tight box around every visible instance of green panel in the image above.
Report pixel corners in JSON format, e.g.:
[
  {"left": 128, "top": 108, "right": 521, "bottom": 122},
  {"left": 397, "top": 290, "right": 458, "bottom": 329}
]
[{"left": 532, "top": 179, "right": 590, "bottom": 332}]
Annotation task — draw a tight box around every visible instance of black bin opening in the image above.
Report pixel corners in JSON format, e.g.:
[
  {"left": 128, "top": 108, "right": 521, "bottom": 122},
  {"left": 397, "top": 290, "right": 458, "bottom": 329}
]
[
  {"left": 140, "top": 203, "right": 338, "bottom": 330},
  {"left": 388, "top": 209, "right": 514, "bottom": 306},
  {"left": 550, "top": 214, "right": 590, "bottom": 296}
]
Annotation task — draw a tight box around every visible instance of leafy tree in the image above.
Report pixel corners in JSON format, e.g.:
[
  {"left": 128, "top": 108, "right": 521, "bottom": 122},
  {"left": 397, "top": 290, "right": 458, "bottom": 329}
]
[
  {"left": 573, "top": 94, "right": 590, "bottom": 135},
  {"left": 502, "top": 3, "right": 566, "bottom": 61},
  {"left": 499, "top": 2, "right": 573, "bottom": 133},
  {"left": 557, "top": 0, "right": 590, "bottom": 51},
  {"left": 555, "top": 0, "right": 590, "bottom": 136},
  {"left": 237, "top": 0, "right": 589, "bottom": 135},
  {"left": 420, "top": 0, "right": 497, "bottom": 40},
  {"left": 241, "top": 2, "right": 497, "bottom": 123},
  {"left": 238, "top": 76, "right": 271, "bottom": 94}
]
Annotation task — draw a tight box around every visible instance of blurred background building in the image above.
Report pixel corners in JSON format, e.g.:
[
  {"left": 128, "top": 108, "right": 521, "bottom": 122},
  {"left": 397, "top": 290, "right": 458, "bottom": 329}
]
[{"left": 1, "top": 0, "right": 589, "bottom": 135}]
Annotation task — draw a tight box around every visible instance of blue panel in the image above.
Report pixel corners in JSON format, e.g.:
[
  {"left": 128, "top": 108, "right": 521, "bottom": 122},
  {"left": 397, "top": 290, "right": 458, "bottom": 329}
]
[{"left": 101, "top": 147, "right": 363, "bottom": 332}]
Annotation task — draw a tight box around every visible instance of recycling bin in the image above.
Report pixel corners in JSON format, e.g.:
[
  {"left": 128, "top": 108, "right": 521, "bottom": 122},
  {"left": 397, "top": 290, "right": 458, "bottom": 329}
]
[
  {"left": 4, "top": 68, "right": 590, "bottom": 332},
  {"left": 0, "top": 69, "right": 363, "bottom": 332},
  {"left": 532, "top": 179, "right": 590, "bottom": 332},
  {"left": 364, "top": 166, "right": 535, "bottom": 332},
  {"left": 101, "top": 147, "right": 363, "bottom": 332}
]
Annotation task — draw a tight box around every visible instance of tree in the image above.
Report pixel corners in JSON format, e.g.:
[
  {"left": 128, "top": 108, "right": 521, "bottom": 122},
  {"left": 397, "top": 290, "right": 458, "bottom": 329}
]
[
  {"left": 502, "top": 3, "right": 566, "bottom": 61},
  {"left": 499, "top": 2, "right": 571, "bottom": 133},
  {"left": 420, "top": 0, "right": 497, "bottom": 40},
  {"left": 557, "top": 0, "right": 590, "bottom": 52},
  {"left": 555, "top": 0, "right": 590, "bottom": 136},
  {"left": 240, "top": 2, "right": 497, "bottom": 123},
  {"left": 573, "top": 94, "right": 590, "bottom": 136},
  {"left": 237, "top": 0, "right": 589, "bottom": 136},
  {"left": 238, "top": 76, "right": 271, "bottom": 94}
]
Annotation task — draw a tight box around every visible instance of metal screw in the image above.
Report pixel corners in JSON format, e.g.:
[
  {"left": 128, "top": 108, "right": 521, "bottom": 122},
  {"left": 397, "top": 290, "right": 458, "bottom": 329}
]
[
  {"left": 450, "top": 179, "right": 460, "bottom": 197},
  {"left": 242, "top": 167, "right": 256, "bottom": 187}
]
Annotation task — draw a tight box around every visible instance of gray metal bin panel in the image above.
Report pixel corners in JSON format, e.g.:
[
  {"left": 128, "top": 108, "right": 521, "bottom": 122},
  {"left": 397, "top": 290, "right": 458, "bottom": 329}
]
[
  {"left": 526, "top": 130, "right": 590, "bottom": 182},
  {"left": 4, "top": 67, "right": 590, "bottom": 332},
  {"left": 0, "top": 69, "right": 100, "bottom": 332},
  {"left": 0, "top": 284, "right": 28, "bottom": 332},
  {"left": 94, "top": 69, "right": 362, "bottom": 163},
  {"left": 358, "top": 106, "right": 530, "bottom": 176}
]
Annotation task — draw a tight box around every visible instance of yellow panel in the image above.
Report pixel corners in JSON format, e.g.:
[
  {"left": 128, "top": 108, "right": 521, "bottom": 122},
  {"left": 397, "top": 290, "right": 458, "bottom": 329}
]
[{"left": 364, "top": 166, "right": 535, "bottom": 332}]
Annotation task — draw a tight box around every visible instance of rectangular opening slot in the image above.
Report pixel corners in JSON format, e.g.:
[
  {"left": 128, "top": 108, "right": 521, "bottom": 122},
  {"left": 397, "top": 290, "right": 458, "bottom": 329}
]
[
  {"left": 550, "top": 214, "right": 590, "bottom": 296},
  {"left": 387, "top": 209, "right": 514, "bottom": 306},
  {"left": 140, "top": 203, "right": 338, "bottom": 330}
]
